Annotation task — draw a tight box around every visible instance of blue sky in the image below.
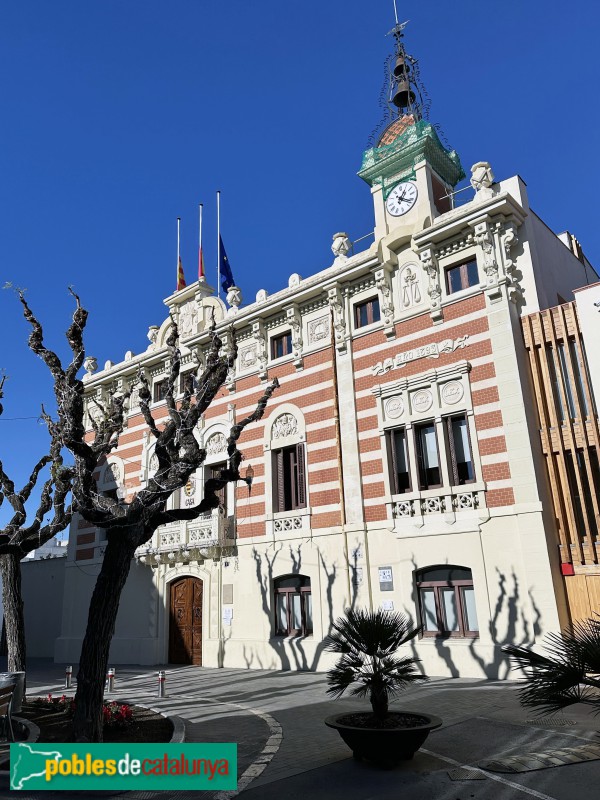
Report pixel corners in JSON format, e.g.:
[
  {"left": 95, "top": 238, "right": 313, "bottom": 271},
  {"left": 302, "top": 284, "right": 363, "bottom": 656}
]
[{"left": 0, "top": 0, "right": 598, "bottom": 520}]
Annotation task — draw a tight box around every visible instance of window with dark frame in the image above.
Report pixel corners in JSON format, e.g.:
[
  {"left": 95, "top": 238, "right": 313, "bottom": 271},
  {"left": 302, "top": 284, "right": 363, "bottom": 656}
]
[
  {"left": 271, "top": 331, "right": 293, "bottom": 360},
  {"left": 209, "top": 462, "right": 228, "bottom": 512},
  {"left": 153, "top": 379, "right": 169, "bottom": 403},
  {"left": 445, "top": 260, "right": 479, "bottom": 294},
  {"left": 446, "top": 414, "right": 475, "bottom": 485},
  {"left": 179, "top": 371, "right": 196, "bottom": 395},
  {"left": 354, "top": 296, "right": 381, "bottom": 328},
  {"left": 274, "top": 575, "right": 312, "bottom": 636},
  {"left": 386, "top": 427, "right": 411, "bottom": 493},
  {"left": 416, "top": 566, "right": 478, "bottom": 638},
  {"left": 415, "top": 421, "right": 442, "bottom": 489},
  {"left": 272, "top": 443, "right": 306, "bottom": 512}
]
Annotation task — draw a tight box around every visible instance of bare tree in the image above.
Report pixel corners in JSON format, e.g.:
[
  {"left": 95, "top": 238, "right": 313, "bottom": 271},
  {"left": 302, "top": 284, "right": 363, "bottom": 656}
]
[
  {"left": 0, "top": 378, "right": 74, "bottom": 679},
  {"left": 20, "top": 291, "right": 277, "bottom": 741}
]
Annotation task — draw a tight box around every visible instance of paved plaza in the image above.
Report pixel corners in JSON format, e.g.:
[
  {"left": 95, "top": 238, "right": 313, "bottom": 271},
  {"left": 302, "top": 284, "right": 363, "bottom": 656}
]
[{"left": 1, "top": 660, "right": 599, "bottom": 799}]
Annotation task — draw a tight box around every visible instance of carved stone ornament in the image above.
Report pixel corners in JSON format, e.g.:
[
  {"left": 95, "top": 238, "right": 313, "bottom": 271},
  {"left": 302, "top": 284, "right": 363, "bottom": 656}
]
[
  {"left": 384, "top": 396, "right": 405, "bottom": 419},
  {"left": 83, "top": 356, "right": 98, "bottom": 375},
  {"left": 501, "top": 221, "right": 521, "bottom": 303},
  {"left": 375, "top": 267, "right": 395, "bottom": 335},
  {"left": 286, "top": 306, "right": 303, "bottom": 365},
  {"left": 372, "top": 335, "right": 470, "bottom": 376},
  {"left": 252, "top": 320, "right": 268, "bottom": 380},
  {"left": 206, "top": 432, "right": 227, "bottom": 455},
  {"left": 473, "top": 222, "right": 496, "bottom": 281},
  {"left": 179, "top": 300, "right": 198, "bottom": 337},
  {"left": 441, "top": 380, "right": 464, "bottom": 405},
  {"left": 419, "top": 248, "right": 443, "bottom": 323},
  {"left": 412, "top": 389, "right": 434, "bottom": 413},
  {"left": 331, "top": 232, "right": 351, "bottom": 263},
  {"left": 149, "top": 453, "right": 159, "bottom": 474},
  {"left": 400, "top": 266, "right": 422, "bottom": 309},
  {"left": 288, "top": 273, "right": 302, "bottom": 288},
  {"left": 240, "top": 345, "right": 258, "bottom": 368},
  {"left": 256, "top": 289, "right": 268, "bottom": 303},
  {"left": 226, "top": 285, "right": 242, "bottom": 312},
  {"left": 107, "top": 461, "right": 122, "bottom": 484},
  {"left": 327, "top": 285, "right": 347, "bottom": 352},
  {"left": 272, "top": 413, "right": 298, "bottom": 439},
  {"left": 147, "top": 325, "right": 160, "bottom": 346},
  {"left": 308, "top": 316, "right": 330, "bottom": 344},
  {"left": 470, "top": 161, "right": 495, "bottom": 197}
]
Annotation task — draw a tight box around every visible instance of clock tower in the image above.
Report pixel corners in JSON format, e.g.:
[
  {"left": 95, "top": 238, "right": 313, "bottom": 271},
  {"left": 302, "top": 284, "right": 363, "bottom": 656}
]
[{"left": 358, "top": 20, "right": 465, "bottom": 242}]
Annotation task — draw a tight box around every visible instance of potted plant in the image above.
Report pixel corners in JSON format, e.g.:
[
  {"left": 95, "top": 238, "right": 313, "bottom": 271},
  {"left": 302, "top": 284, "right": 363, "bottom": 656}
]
[
  {"left": 324, "top": 608, "right": 441, "bottom": 768},
  {"left": 503, "top": 615, "right": 600, "bottom": 717}
]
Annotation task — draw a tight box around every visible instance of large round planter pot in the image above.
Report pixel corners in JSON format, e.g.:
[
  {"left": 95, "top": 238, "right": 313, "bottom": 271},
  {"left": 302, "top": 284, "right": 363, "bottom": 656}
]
[
  {"left": 0, "top": 672, "right": 26, "bottom": 714},
  {"left": 325, "top": 711, "right": 442, "bottom": 768}
]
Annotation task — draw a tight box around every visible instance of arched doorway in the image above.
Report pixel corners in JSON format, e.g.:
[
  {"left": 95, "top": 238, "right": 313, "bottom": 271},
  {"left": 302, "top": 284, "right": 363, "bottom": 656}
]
[{"left": 168, "top": 577, "right": 203, "bottom": 665}]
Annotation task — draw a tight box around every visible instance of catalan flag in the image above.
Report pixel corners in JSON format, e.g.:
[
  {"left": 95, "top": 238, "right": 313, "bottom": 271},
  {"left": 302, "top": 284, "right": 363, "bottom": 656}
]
[{"left": 177, "top": 255, "right": 186, "bottom": 291}]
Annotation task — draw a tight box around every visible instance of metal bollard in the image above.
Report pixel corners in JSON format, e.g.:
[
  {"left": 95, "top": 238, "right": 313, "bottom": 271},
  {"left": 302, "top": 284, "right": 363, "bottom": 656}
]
[
  {"left": 106, "top": 667, "right": 115, "bottom": 693},
  {"left": 65, "top": 665, "right": 73, "bottom": 689},
  {"left": 157, "top": 670, "right": 166, "bottom": 698}
]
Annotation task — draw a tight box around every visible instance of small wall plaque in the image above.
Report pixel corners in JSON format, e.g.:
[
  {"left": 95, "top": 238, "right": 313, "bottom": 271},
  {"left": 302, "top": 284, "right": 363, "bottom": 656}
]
[{"left": 378, "top": 566, "right": 394, "bottom": 592}]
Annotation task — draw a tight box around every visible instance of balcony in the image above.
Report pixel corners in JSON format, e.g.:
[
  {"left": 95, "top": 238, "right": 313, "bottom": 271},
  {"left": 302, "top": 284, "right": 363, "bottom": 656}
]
[{"left": 135, "top": 510, "right": 235, "bottom": 565}]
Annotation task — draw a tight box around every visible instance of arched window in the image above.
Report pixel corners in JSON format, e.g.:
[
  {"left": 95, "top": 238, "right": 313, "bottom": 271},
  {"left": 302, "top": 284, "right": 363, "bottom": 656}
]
[
  {"left": 274, "top": 575, "right": 312, "bottom": 637},
  {"left": 416, "top": 566, "right": 478, "bottom": 638}
]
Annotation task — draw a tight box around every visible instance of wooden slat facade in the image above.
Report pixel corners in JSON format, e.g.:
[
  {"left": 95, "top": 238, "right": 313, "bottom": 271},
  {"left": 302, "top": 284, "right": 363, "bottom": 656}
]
[{"left": 522, "top": 302, "right": 600, "bottom": 573}]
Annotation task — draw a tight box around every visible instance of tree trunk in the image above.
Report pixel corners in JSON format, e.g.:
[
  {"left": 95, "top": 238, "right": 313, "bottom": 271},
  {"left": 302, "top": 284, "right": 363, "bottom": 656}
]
[
  {"left": 370, "top": 680, "right": 389, "bottom": 722},
  {"left": 0, "top": 553, "right": 27, "bottom": 678},
  {"left": 72, "top": 531, "right": 138, "bottom": 742}
]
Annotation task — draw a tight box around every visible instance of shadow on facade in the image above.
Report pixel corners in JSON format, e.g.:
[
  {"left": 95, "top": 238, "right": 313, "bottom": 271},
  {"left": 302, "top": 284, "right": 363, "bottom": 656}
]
[
  {"left": 403, "top": 555, "right": 542, "bottom": 679},
  {"left": 250, "top": 542, "right": 338, "bottom": 672}
]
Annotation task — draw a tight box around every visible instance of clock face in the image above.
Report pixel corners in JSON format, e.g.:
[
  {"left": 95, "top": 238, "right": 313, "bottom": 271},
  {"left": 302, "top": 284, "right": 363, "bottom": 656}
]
[{"left": 386, "top": 181, "right": 418, "bottom": 217}]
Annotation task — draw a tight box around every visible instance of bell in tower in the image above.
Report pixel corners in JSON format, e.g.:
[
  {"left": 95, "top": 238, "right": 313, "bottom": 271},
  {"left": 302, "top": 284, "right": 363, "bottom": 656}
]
[{"left": 391, "top": 53, "right": 415, "bottom": 109}]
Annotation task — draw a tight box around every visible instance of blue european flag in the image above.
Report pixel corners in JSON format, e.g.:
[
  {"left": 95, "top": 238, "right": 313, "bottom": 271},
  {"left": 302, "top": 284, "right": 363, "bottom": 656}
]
[{"left": 219, "top": 236, "right": 235, "bottom": 293}]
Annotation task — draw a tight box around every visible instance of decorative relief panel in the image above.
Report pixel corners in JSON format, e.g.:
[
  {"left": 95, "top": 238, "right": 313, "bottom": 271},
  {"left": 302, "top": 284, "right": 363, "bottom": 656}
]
[
  {"left": 372, "top": 335, "right": 470, "bottom": 376},
  {"left": 384, "top": 396, "right": 405, "bottom": 420},
  {"left": 400, "top": 265, "right": 422, "bottom": 309},
  {"left": 206, "top": 433, "right": 227, "bottom": 456},
  {"left": 308, "top": 316, "right": 330, "bottom": 344},
  {"left": 179, "top": 300, "right": 198, "bottom": 338},
  {"left": 411, "top": 389, "right": 433, "bottom": 414},
  {"left": 441, "top": 381, "right": 464, "bottom": 405},
  {"left": 252, "top": 320, "right": 268, "bottom": 381},
  {"left": 240, "top": 345, "right": 258, "bottom": 369},
  {"left": 272, "top": 413, "right": 298, "bottom": 439}
]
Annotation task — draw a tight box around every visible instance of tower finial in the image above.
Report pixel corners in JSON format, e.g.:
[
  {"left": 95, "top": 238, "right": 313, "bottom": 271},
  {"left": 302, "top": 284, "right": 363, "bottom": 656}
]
[{"left": 386, "top": 12, "right": 418, "bottom": 118}]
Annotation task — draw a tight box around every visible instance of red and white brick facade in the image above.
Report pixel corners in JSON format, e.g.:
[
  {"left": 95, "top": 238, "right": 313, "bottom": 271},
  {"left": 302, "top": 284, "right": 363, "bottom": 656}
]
[{"left": 55, "top": 163, "right": 597, "bottom": 678}]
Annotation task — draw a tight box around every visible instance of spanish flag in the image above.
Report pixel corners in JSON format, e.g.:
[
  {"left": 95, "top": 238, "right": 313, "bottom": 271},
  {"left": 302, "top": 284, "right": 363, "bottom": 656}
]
[
  {"left": 198, "top": 246, "right": 205, "bottom": 281},
  {"left": 177, "top": 255, "right": 186, "bottom": 291}
]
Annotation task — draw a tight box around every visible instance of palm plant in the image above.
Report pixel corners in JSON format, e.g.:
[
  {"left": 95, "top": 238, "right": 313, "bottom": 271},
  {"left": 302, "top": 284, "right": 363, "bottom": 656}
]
[
  {"left": 503, "top": 616, "right": 600, "bottom": 716},
  {"left": 325, "top": 608, "right": 427, "bottom": 722}
]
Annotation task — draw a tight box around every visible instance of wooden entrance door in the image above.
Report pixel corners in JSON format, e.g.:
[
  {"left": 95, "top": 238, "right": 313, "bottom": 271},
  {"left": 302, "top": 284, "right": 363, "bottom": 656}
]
[{"left": 168, "top": 577, "right": 203, "bottom": 665}]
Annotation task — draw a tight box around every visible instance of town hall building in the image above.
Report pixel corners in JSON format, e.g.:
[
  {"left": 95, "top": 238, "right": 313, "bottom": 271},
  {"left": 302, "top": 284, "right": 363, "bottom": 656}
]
[{"left": 49, "top": 23, "right": 598, "bottom": 679}]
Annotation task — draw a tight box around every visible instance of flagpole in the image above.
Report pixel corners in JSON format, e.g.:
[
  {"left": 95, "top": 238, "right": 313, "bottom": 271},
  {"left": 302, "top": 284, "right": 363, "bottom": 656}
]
[
  {"left": 177, "top": 216, "right": 181, "bottom": 289},
  {"left": 198, "top": 203, "right": 204, "bottom": 281},
  {"left": 217, "top": 190, "right": 221, "bottom": 299}
]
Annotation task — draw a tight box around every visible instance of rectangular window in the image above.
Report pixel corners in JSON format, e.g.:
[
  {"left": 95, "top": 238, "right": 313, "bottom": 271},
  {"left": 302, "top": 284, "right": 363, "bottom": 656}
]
[
  {"left": 415, "top": 422, "right": 441, "bottom": 489},
  {"left": 274, "top": 576, "right": 312, "bottom": 636},
  {"left": 417, "top": 567, "right": 478, "bottom": 638},
  {"left": 209, "top": 462, "right": 228, "bottom": 512},
  {"left": 386, "top": 428, "right": 411, "bottom": 493},
  {"left": 272, "top": 443, "right": 306, "bottom": 512},
  {"left": 180, "top": 371, "right": 196, "bottom": 395},
  {"left": 354, "top": 297, "right": 380, "bottom": 328},
  {"left": 153, "top": 379, "right": 169, "bottom": 403},
  {"left": 271, "top": 331, "right": 293, "bottom": 360},
  {"left": 446, "top": 260, "right": 479, "bottom": 294},
  {"left": 447, "top": 414, "right": 475, "bottom": 484}
]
